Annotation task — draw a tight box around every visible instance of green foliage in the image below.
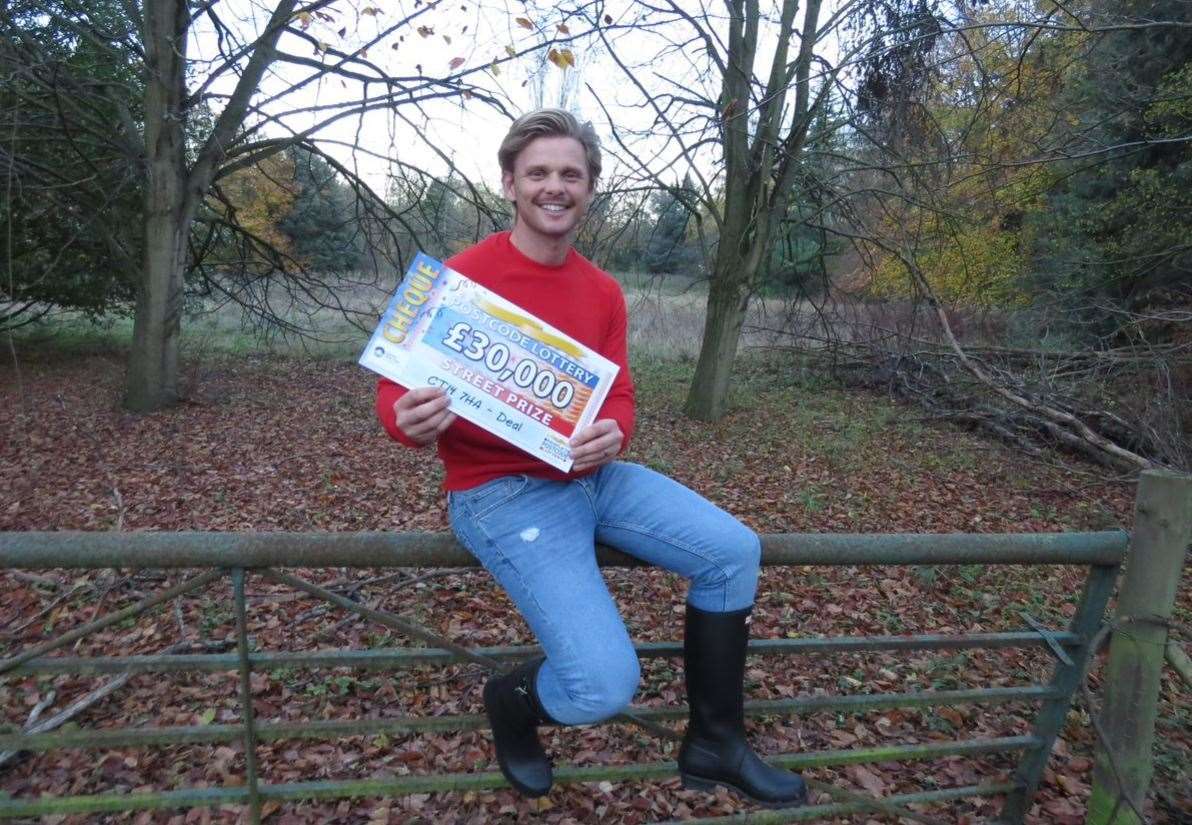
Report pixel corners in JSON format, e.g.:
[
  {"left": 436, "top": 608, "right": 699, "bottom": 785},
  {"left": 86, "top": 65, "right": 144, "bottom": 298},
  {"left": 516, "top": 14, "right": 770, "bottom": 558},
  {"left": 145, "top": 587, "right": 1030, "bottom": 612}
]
[
  {"left": 644, "top": 177, "right": 699, "bottom": 274},
  {"left": 1025, "top": 0, "right": 1192, "bottom": 338},
  {"left": 762, "top": 118, "right": 845, "bottom": 298},
  {"left": 857, "top": 11, "right": 1073, "bottom": 309},
  {"left": 853, "top": 0, "right": 1191, "bottom": 346},
  {"left": 280, "top": 148, "right": 368, "bottom": 272},
  {"left": 0, "top": 0, "right": 145, "bottom": 326},
  {"left": 385, "top": 172, "right": 506, "bottom": 260}
]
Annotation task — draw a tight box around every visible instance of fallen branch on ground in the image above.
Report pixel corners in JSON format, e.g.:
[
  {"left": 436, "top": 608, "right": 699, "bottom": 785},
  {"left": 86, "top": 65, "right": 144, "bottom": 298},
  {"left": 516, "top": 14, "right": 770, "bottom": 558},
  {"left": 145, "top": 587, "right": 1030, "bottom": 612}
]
[{"left": 0, "top": 640, "right": 208, "bottom": 770}]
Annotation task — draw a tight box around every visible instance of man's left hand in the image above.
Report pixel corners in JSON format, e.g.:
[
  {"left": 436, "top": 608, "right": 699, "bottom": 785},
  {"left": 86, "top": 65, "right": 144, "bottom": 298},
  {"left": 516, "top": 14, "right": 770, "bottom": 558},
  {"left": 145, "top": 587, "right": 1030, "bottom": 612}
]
[{"left": 569, "top": 419, "right": 624, "bottom": 473}]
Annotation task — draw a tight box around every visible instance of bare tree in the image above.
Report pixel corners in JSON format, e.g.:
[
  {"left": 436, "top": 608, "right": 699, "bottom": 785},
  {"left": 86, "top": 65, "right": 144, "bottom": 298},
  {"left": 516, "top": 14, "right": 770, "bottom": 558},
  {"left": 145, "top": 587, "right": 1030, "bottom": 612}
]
[
  {"left": 750, "top": 0, "right": 1192, "bottom": 471},
  {"left": 3, "top": 0, "right": 599, "bottom": 411},
  {"left": 591, "top": 0, "right": 1188, "bottom": 471},
  {"left": 592, "top": 0, "right": 839, "bottom": 420}
]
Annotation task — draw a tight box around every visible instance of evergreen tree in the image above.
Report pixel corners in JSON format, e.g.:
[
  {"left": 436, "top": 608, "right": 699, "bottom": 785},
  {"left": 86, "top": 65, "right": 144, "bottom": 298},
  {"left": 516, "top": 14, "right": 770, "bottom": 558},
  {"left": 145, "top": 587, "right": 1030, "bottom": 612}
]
[
  {"left": 279, "top": 148, "right": 367, "bottom": 272},
  {"left": 644, "top": 176, "right": 698, "bottom": 274},
  {"left": 764, "top": 106, "right": 843, "bottom": 297},
  {"left": 1, "top": 0, "right": 144, "bottom": 326},
  {"left": 1029, "top": 0, "right": 1192, "bottom": 339}
]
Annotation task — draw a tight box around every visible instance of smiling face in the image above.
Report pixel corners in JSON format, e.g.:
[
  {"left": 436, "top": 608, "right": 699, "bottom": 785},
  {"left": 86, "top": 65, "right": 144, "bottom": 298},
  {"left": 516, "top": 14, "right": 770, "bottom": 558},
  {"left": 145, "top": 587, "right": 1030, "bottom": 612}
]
[{"left": 502, "top": 135, "right": 593, "bottom": 252}]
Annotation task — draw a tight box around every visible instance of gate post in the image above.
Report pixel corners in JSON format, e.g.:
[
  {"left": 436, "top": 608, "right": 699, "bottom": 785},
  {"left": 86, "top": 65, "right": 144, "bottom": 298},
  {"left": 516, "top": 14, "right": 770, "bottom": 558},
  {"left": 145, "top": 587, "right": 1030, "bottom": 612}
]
[{"left": 1086, "top": 470, "right": 1192, "bottom": 825}]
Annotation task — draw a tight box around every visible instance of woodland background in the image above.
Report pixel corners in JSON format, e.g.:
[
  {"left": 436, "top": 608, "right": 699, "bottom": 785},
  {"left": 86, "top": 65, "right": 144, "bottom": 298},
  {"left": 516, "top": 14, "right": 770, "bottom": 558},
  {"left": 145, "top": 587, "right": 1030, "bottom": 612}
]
[{"left": 2, "top": 0, "right": 1190, "bottom": 822}]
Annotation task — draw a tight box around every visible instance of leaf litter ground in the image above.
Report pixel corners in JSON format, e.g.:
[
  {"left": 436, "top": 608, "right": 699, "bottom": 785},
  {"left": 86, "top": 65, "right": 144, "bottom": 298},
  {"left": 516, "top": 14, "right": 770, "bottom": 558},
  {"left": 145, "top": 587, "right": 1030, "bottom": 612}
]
[{"left": 1, "top": 349, "right": 1188, "bottom": 825}]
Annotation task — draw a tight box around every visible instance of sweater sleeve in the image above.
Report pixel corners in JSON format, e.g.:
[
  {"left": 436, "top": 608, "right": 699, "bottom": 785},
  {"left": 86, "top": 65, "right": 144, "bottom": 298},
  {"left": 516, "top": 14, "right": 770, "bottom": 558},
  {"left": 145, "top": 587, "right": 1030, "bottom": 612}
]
[
  {"left": 375, "top": 378, "right": 425, "bottom": 449},
  {"left": 599, "top": 286, "right": 636, "bottom": 451}
]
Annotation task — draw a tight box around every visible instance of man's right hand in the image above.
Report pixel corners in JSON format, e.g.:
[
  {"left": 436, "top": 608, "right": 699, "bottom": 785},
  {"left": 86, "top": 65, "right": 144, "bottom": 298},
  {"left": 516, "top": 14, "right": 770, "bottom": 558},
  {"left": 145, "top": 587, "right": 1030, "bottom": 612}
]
[{"left": 394, "top": 387, "right": 457, "bottom": 447}]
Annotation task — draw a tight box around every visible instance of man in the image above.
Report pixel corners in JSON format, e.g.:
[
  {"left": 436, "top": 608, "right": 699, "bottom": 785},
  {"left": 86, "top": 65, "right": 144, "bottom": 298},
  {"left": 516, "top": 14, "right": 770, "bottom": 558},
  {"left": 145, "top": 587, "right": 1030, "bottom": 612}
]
[{"left": 376, "top": 109, "right": 807, "bottom": 808}]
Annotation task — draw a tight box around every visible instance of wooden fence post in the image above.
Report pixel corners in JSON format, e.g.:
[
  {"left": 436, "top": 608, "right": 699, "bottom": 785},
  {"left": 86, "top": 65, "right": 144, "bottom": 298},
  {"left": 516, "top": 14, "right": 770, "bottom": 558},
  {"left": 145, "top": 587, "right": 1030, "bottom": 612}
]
[{"left": 1085, "top": 470, "right": 1192, "bottom": 825}]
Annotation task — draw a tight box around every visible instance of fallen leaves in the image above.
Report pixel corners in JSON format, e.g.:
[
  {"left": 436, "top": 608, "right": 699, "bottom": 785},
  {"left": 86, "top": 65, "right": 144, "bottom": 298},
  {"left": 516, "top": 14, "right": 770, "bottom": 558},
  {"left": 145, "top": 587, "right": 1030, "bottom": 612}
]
[
  {"left": 0, "top": 351, "right": 1179, "bottom": 824},
  {"left": 847, "top": 764, "right": 887, "bottom": 796}
]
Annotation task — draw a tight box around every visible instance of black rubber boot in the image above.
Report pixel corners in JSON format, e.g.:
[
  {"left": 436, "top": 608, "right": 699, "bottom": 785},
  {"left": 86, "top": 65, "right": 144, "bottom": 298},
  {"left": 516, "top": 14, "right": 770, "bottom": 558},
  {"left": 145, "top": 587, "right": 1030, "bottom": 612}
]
[
  {"left": 678, "top": 604, "right": 808, "bottom": 808},
  {"left": 483, "top": 657, "right": 557, "bottom": 798}
]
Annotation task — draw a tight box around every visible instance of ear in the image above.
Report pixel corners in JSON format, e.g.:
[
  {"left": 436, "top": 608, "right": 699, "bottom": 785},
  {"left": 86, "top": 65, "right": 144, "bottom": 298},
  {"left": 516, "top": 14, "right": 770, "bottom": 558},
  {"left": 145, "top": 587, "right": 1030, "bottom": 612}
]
[{"left": 501, "top": 171, "right": 515, "bottom": 202}]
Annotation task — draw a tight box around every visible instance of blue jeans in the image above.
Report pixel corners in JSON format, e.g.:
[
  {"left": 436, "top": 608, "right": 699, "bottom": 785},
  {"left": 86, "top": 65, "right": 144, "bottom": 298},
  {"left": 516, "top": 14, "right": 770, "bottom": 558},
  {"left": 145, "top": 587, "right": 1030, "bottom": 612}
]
[{"left": 448, "top": 461, "right": 761, "bottom": 726}]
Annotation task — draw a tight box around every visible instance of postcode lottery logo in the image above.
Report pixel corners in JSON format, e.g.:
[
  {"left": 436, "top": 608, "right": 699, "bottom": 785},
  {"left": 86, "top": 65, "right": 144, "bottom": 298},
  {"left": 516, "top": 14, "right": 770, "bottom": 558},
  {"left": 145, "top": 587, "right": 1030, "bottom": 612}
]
[{"left": 424, "top": 307, "right": 593, "bottom": 435}]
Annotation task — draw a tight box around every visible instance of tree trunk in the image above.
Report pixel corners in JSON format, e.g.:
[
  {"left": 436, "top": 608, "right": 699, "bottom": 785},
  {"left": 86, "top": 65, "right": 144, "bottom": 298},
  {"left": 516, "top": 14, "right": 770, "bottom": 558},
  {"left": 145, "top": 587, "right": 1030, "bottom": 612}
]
[
  {"left": 684, "top": 255, "right": 752, "bottom": 421},
  {"left": 125, "top": 0, "right": 189, "bottom": 412},
  {"left": 126, "top": 215, "right": 185, "bottom": 411}
]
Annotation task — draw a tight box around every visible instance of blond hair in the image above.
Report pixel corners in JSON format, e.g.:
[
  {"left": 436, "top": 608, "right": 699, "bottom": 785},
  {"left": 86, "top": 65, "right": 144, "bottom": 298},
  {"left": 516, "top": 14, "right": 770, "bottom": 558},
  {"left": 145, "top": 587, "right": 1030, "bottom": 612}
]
[{"left": 498, "top": 109, "right": 602, "bottom": 187}]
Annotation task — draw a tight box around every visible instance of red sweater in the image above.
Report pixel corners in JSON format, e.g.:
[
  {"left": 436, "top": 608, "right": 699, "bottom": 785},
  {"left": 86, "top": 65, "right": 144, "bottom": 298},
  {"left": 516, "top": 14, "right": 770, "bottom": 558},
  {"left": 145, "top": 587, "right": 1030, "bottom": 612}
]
[{"left": 375, "top": 232, "right": 636, "bottom": 491}]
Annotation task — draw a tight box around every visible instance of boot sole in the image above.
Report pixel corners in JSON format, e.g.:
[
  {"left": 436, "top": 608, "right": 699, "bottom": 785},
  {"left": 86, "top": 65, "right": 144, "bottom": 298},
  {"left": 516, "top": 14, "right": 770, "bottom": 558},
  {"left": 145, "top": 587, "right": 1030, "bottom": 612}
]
[
  {"left": 679, "top": 772, "right": 808, "bottom": 809},
  {"left": 499, "top": 769, "right": 551, "bottom": 799}
]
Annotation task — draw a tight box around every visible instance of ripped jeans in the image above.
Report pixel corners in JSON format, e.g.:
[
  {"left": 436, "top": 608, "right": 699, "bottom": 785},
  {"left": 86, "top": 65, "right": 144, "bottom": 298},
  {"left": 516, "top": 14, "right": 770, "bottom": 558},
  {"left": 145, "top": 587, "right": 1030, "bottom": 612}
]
[{"left": 447, "top": 461, "right": 760, "bottom": 726}]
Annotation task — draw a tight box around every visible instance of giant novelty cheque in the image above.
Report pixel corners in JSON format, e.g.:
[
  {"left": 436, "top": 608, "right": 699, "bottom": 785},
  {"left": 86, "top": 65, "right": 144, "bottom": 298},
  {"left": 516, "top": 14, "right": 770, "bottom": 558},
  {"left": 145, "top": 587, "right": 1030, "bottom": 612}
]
[{"left": 359, "top": 253, "right": 619, "bottom": 472}]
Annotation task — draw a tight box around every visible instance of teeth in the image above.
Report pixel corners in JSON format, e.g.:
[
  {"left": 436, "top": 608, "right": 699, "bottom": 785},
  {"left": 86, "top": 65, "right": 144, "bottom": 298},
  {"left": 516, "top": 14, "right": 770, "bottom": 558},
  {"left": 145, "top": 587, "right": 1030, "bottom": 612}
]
[{"left": 541, "top": 204, "right": 567, "bottom": 212}]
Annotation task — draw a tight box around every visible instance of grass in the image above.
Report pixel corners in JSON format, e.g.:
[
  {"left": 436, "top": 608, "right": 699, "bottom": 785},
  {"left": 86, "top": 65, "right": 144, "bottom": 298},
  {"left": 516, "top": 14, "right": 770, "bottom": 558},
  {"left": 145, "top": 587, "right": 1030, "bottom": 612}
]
[
  {"left": 0, "top": 280, "right": 1074, "bottom": 489},
  {"left": 613, "top": 269, "right": 706, "bottom": 297},
  {"left": 6, "top": 313, "right": 136, "bottom": 357},
  {"left": 7, "top": 305, "right": 374, "bottom": 362},
  {"left": 7, "top": 291, "right": 1007, "bottom": 500},
  {"left": 5, "top": 268, "right": 862, "bottom": 371},
  {"left": 6, "top": 270, "right": 400, "bottom": 363}
]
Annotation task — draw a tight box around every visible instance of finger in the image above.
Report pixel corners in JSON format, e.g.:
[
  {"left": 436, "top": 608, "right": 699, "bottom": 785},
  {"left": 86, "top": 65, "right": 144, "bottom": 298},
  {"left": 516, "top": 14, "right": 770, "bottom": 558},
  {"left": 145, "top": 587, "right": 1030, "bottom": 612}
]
[
  {"left": 571, "top": 436, "right": 620, "bottom": 465},
  {"left": 401, "top": 386, "right": 445, "bottom": 406},
  {"left": 571, "top": 444, "right": 610, "bottom": 464},
  {"left": 397, "top": 400, "right": 451, "bottom": 444},
  {"left": 394, "top": 390, "right": 442, "bottom": 423},
  {"left": 577, "top": 429, "right": 621, "bottom": 453},
  {"left": 572, "top": 449, "right": 614, "bottom": 473},
  {"left": 410, "top": 402, "right": 450, "bottom": 429},
  {"left": 569, "top": 420, "right": 617, "bottom": 448},
  {"left": 570, "top": 453, "right": 600, "bottom": 472},
  {"left": 401, "top": 393, "right": 450, "bottom": 426},
  {"left": 415, "top": 393, "right": 452, "bottom": 416},
  {"left": 433, "top": 412, "right": 457, "bottom": 434}
]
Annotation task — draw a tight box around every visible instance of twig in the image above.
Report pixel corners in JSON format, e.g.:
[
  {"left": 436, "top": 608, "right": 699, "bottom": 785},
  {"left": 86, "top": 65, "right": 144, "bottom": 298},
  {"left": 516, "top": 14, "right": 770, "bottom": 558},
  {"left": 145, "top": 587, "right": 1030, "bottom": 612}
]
[
  {"left": 112, "top": 487, "right": 125, "bottom": 531},
  {"left": 320, "top": 567, "right": 457, "bottom": 597},
  {"left": 174, "top": 597, "right": 187, "bottom": 638},
  {"left": 348, "top": 567, "right": 456, "bottom": 595},
  {"left": 9, "top": 571, "right": 61, "bottom": 588},
  {"left": 23, "top": 691, "right": 56, "bottom": 730},
  {"left": 2, "top": 580, "right": 96, "bottom": 638},
  {"left": 315, "top": 603, "right": 372, "bottom": 641},
  {"left": 75, "top": 570, "right": 131, "bottom": 652},
  {"left": 1165, "top": 640, "right": 1192, "bottom": 689},
  {"left": 0, "top": 640, "right": 191, "bottom": 771},
  {"left": 317, "top": 616, "right": 360, "bottom": 640},
  {"left": 312, "top": 570, "right": 461, "bottom": 638},
  {"left": 294, "top": 605, "right": 330, "bottom": 624}
]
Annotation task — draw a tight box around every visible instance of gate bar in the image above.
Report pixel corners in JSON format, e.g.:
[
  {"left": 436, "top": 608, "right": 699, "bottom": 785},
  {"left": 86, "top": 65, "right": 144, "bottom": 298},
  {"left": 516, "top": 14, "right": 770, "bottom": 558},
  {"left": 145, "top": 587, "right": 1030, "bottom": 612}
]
[
  {"left": 4, "top": 631, "right": 1086, "bottom": 676},
  {"left": 0, "top": 688, "right": 1058, "bottom": 752},
  {"left": 0, "top": 530, "right": 1129, "bottom": 569}
]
